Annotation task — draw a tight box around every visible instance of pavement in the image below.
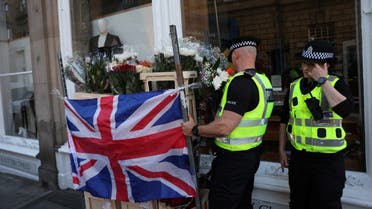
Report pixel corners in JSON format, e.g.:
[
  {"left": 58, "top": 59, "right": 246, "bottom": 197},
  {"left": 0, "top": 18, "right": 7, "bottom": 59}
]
[{"left": 0, "top": 172, "right": 85, "bottom": 209}]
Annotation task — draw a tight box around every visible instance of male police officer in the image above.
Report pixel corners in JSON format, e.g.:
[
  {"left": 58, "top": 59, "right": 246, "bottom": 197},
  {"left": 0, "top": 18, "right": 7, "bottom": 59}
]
[
  {"left": 182, "top": 37, "right": 274, "bottom": 209},
  {"left": 278, "top": 40, "right": 354, "bottom": 209}
]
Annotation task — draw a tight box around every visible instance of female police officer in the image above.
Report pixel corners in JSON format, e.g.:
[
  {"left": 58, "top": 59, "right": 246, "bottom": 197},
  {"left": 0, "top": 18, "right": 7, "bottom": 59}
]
[{"left": 279, "top": 40, "right": 354, "bottom": 209}]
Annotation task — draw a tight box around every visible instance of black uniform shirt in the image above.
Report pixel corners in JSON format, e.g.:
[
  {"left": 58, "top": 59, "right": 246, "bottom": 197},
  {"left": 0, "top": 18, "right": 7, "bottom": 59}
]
[
  {"left": 280, "top": 77, "right": 354, "bottom": 124},
  {"left": 224, "top": 70, "right": 259, "bottom": 115}
]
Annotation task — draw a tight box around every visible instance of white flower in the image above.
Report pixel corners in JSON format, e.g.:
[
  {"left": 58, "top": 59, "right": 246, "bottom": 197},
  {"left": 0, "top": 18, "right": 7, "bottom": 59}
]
[
  {"left": 106, "top": 63, "right": 115, "bottom": 72},
  {"left": 113, "top": 52, "right": 138, "bottom": 62},
  {"left": 194, "top": 54, "right": 203, "bottom": 63},
  {"left": 204, "top": 62, "right": 211, "bottom": 68},
  {"left": 85, "top": 56, "right": 91, "bottom": 63},
  {"left": 136, "top": 65, "right": 152, "bottom": 73},
  {"left": 164, "top": 47, "right": 174, "bottom": 58},
  {"left": 212, "top": 76, "right": 223, "bottom": 90},
  {"left": 180, "top": 48, "right": 196, "bottom": 56},
  {"left": 216, "top": 67, "right": 222, "bottom": 74},
  {"left": 219, "top": 71, "right": 229, "bottom": 82}
]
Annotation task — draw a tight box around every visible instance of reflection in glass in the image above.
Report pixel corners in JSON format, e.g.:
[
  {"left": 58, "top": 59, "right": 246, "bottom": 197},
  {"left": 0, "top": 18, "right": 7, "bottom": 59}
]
[
  {"left": 0, "top": 72, "right": 36, "bottom": 139},
  {"left": 182, "top": 0, "right": 364, "bottom": 171}
]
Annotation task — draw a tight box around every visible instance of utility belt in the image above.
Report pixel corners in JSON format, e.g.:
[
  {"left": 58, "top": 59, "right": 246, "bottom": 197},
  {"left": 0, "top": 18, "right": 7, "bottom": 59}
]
[
  {"left": 288, "top": 118, "right": 342, "bottom": 127},
  {"left": 214, "top": 143, "right": 262, "bottom": 157},
  {"left": 216, "top": 136, "right": 262, "bottom": 145},
  {"left": 288, "top": 134, "right": 345, "bottom": 147}
]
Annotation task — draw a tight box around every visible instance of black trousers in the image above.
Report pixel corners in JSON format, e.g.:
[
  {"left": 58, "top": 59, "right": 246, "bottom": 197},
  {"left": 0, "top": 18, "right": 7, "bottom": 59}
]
[
  {"left": 288, "top": 149, "right": 346, "bottom": 209},
  {"left": 208, "top": 145, "right": 261, "bottom": 209}
]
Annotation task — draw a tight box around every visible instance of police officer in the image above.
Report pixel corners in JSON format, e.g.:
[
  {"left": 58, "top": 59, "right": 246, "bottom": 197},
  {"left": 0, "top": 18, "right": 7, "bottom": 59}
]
[
  {"left": 278, "top": 40, "right": 354, "bottom": 209},
  {"left": 182, "top": 37, "right": 274, "bottom": 209}
]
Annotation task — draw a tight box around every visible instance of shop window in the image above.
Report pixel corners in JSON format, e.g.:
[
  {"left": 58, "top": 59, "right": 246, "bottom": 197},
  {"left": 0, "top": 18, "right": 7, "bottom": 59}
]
[
  {"left": 183, "top": 0, "right": 364, "bottom": 171},
  {"left": 69, "top": 0, "right": 154, "bottom": 64}
]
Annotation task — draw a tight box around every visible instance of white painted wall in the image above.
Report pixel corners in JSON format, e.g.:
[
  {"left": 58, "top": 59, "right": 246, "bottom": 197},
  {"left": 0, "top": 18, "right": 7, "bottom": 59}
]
[
  {"left": 57, "top": 0, "right": 75, "bottom": 98},
  {"left": 91, "top": 5, "right": 154, "bottom": 61}
]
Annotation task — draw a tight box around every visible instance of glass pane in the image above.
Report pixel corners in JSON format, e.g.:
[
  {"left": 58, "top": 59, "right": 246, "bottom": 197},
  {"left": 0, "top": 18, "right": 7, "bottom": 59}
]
[
  {"left": 183, "top": 0, "right": 364, "bottom": 171},
  {"left": 0, "top": 73, "right": 36, "bottom": 139}
]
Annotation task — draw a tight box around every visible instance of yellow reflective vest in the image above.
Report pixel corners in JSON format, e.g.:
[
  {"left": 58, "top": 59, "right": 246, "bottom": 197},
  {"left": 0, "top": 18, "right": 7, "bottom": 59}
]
[
  {"left": 215, "top": 70, "right": 274, "bottom": 151},
  {"left": 287, "top": 76, "right": 347, "bottom": 153}
]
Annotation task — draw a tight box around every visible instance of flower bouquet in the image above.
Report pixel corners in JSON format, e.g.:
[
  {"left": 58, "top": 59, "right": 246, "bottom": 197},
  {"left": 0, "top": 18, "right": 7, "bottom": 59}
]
[
  {"left": 86, "top": 57, "right": 110, "bottom": 93},
  {"left": 65, "top": 54, "right": 110, "bottom": 93},
  {"left": 107, "top": 61, "right": 144, "bottom": 95},
  {"left": 152, "top": 37, "right": 231, "bottom": 123},
  {"left": 153, "top": 37, "right": 230, "bottom": 90},
  {"left": 153, "top": 37, "right": 202, "bottom": 73},
  {"left": 65, "top": 48, "right": 151, "bottom": 95}
]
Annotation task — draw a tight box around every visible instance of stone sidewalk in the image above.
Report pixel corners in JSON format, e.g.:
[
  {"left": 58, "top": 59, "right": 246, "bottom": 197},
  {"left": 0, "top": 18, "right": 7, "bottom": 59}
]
[{"left": 0, "top": 172, "right": 85, "bottom": 209}]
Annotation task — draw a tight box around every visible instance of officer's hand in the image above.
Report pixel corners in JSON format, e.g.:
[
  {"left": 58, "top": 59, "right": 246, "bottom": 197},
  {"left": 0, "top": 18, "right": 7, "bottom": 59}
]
[
  {"left": 309, "top": 63, "right": 328, "bottom": 81},
  {"left": 279, "top": 150, "right": 289, "bottom": 172},
  {"left": 181, "top": 114, "right": 195, "bottom": 137}
]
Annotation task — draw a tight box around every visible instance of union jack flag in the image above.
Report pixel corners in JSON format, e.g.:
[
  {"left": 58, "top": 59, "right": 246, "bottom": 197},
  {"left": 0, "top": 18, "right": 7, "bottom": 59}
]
[{"left": 64, "top": 89, "right": 196, "bottom": 202}]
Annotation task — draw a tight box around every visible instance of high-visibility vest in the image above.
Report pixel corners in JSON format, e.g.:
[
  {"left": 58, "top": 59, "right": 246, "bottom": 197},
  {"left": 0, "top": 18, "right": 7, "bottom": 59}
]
[
  {"left": 287, "top": 76, "right": 347, "bottom": 153},
  {"left": 215, "top": 70, "right": 274, "bottom": 151}
]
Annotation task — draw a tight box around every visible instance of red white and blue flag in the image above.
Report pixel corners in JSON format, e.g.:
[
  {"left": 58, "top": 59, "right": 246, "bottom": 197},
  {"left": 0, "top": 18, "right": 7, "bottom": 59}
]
[{"left": 64, "top": 89, "right": 196, "bottom": 202}]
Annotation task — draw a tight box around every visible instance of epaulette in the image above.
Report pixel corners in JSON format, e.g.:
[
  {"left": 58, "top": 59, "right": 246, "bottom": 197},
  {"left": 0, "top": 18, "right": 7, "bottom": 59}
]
[{"left": 244, "top": 69, "right": 256, "bottom": 77}]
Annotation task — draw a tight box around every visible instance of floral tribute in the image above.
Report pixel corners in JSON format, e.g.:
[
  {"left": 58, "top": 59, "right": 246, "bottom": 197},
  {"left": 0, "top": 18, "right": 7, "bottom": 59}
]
[
  {"left": 153, "top": 37, "right": 230, "bottom": 91},
  {"left": 152, "top": 37, "right": 233, "bottom": 125},
  {"left": 65, "top": 49, "right": 152, "bottom": 94}
]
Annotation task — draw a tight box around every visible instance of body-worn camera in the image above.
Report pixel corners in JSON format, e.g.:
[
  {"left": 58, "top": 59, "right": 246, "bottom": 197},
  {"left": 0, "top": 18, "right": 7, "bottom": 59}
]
[{"left": 305, "top": 97, "right": 323, "bottom": 121}]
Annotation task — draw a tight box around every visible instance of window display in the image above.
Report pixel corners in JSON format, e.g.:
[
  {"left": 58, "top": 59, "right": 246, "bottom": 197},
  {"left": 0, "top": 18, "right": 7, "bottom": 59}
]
[{"left": 88, "top": 18, "right": 123, "bottom": 58}]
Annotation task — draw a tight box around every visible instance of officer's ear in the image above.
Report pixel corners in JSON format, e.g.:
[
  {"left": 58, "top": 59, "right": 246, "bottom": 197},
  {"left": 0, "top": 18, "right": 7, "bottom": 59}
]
[{"left": 232, "top": 50, "right": 239, "bottom": 61}]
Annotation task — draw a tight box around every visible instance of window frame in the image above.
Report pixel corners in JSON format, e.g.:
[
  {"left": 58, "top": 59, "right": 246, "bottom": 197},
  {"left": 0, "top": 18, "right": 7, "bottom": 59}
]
[
  {"left": 0, "top": 70, "right": 35, "bottom": 139},
  {"left": 361, "top": 0, "right": 372, "bottom": 177}
]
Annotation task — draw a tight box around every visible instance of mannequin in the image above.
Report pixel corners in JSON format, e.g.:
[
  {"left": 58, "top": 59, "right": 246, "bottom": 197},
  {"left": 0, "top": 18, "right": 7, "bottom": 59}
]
[{"left": 89, "top": 19, "right": 122, "bottom": 56}]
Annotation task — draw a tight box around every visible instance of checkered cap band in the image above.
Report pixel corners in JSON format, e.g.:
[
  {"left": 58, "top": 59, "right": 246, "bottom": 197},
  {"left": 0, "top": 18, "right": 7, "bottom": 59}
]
[
  {"left": 302, "top": 46, "right": 334, "bottom": 60},
  {"left": 229, "top": 41, "right": 257, "bottom": 51}
]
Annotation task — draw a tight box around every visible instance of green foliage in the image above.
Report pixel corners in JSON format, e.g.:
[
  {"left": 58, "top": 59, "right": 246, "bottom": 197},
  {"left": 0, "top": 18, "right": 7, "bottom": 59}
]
[
  {"left": 153, "top": 53, "right": 199, "bottom": 72},
  {"left": 85, "top": 58, "right": 110, "bottom": 93},
  {"left": 108, "top": 68, "right": 143, "bottom": 95}
]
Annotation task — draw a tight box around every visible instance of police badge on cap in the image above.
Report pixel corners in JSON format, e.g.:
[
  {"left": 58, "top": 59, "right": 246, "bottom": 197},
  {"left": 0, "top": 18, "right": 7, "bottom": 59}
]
[
  {"left": 300, "top": 40, "right": 336, "bottom": 63},
  {"left": 228, "top": 36, "right": 261, "bottom": 62}
]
